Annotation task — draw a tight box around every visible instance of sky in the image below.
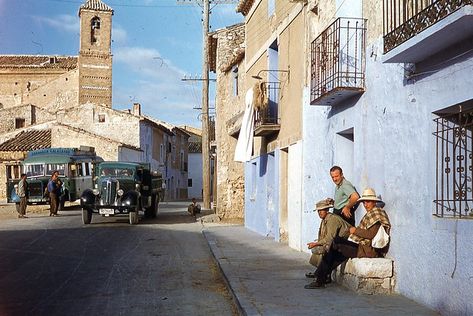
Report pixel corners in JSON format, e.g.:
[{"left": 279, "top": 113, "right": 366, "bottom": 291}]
[{"left": 0, "top": 0, "right": 243, "bottom": 128}]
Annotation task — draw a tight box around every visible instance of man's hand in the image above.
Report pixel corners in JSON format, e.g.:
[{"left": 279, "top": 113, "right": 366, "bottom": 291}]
[
  {"left": 307, "top": 242, "right": 317, "bottom": 249},
  {"left": 349, "top": 227, "right": 356, "bottom": 234},
  {"left": 342, "top": 206, "right": 352, "bottom": 218}
]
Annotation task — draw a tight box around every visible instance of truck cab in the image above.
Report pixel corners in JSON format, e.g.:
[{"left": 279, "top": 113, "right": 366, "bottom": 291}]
[{"left": 80, "top": 161, "right": 162, "bottom": 225}]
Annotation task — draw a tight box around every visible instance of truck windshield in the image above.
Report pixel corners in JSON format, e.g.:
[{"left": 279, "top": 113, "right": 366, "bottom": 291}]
[{"left": 100, "top": 168, "right": 134, "bottom": 177}]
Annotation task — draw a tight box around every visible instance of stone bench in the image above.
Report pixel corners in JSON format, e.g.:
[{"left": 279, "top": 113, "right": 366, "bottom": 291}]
[{"left": 333, "top": 258, "right": 395, "bottom": 294}]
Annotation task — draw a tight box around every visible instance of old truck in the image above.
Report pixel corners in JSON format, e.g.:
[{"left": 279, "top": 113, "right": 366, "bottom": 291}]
[{"left": 80, "top": 161, "right": 162, "bottom": 225}]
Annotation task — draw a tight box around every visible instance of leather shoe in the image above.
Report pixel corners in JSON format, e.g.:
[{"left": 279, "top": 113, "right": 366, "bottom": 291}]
[
  {"left": 304, "top": 279, "right": 325, "bottom": 289},
  {"left": 305, "top": 272, "right": 316, "bottom": 278},
  {"left": 325, "top": 274, "right": 332, "bottom": 284}
]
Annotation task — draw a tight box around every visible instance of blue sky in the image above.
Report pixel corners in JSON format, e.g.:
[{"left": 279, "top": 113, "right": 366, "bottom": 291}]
[{"left": 0, "top": 0, "right": 243, "bottom": 128}]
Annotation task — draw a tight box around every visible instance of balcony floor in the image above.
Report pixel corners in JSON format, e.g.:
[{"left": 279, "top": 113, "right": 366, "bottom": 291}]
[
  {"left": 310, "top": 87, "right": 364, "bottom": 106},
  {"left": 383, "top": 5, "right": 473, "bottom": 63},
  {"left": 254, "top": 124, "right": 280, "bottom": 137}
]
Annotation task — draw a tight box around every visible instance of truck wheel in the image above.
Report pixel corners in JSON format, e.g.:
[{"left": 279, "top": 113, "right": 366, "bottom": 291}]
[
  {"left": 82, "top": 208, "right": 92, "bottom": 224},
  {"left": 145, "top": 194, "right": 158, "bottom": 218}
]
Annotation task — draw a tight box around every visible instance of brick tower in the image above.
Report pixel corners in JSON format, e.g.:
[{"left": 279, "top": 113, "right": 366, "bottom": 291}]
[{"left": 78, "top": 0, "right": 113, "bottom": 107}]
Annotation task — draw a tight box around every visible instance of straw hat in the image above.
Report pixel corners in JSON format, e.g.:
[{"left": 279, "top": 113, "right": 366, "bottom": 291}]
[
  {"left": 314, "top": 199, "right": 334, "bottom": 211},
  {"left": 357, "top": 188, "right": 383, "bottom": 203}
]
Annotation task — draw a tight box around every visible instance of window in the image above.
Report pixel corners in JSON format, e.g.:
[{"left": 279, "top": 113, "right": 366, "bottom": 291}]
[
  {"left": 98, "top": 114, "right": 105, "bottom": 123},
  {"left": 180, "top": 151, "right": 184, "bottom": 171},
  {"left": 15, "top": 118, "right": 25, "bottom": 129},
  {"left": 91, "top": 17, "right": 101, "bottom": 44},
  {"left": 433, "top": 103, "right": 473, "bottom": 218},
  {"left": 188, "top": 179, "right": 193, "bottom": 187},
  {"left": 232, "top": 66, "right": 239, "bottom": 96},
  {"left": 160, "top": 144, "right": 164, "bottom": 162}
]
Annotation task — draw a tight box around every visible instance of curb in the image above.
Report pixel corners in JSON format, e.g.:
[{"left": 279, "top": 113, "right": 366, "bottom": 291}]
[{"left": 202, "top": 229, "right": 247, "bottom": 316}]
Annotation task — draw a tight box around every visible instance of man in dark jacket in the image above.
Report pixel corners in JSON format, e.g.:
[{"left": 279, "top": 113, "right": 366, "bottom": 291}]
[
  {"left": 17, "top": 173, "right": 28, "bottom": 218},
  {"left": 48, "top": 171, "right": 62, "bottom": 216}
]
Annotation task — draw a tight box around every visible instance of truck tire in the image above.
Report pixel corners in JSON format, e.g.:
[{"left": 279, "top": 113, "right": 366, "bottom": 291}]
[
  {"left": 145, "top": 194, "right": 158, "bottom": 218},
  {"left": 82, "top": 208, "right": 92, "bottom": 224}
]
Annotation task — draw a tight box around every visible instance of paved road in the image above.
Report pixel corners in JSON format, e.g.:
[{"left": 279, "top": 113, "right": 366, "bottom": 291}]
[{"left": 0, "top": 201, "right": 237, "bottom": 316}]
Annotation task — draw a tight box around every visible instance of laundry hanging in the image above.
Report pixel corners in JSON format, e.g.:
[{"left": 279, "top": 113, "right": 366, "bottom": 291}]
[{"left": 234, "top": 87, "right": 255, "bottom": 162}]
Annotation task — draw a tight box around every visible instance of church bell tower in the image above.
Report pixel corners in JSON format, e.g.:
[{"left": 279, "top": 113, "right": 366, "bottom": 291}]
[{"left": 78, "top": 0, "right": 114, "bottom": 107}]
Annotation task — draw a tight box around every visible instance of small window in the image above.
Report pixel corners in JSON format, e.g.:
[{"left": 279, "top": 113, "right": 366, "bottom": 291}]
[
  {"left": 232, "top": 66, "right": 239, "bottom": 96},
  {"left": 15, "top": 118, "right": 25, "bottom": 129},
  {"left": 98, "top": 114, "right": 105, "bottom": 123},
  {"left": 188, "top": 179, "right": 193, "bottom": 187}
]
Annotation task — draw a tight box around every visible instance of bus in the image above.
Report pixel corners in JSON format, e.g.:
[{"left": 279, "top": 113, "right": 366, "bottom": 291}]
[{"left": 7, "top": 147, "right": 103, "bottom": 207}]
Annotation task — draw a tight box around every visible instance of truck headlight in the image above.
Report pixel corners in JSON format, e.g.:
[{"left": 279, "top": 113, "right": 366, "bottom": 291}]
[
  {"left": 117, "top": 189, "right": 124, "bottom": 196},
  {"left": 135, "top": 184, "right": 140, "bottom": 190},
  {"left": 92, "top": 189, "right": 100, "bottom": 195}
]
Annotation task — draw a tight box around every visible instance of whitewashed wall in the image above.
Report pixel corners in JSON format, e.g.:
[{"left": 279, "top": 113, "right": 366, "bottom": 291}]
[
  {"left": 188, "top": 152, "right": 202, "bottom": 199},
  {"left": 302, "top": 37, "right": 473, "bottom": 314}
]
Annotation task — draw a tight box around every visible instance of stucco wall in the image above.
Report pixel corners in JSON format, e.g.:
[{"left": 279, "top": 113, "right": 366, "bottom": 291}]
[
  {"left": 188, "top": 153, "right": 202, "bottom": 199},
  {"left": 302, "top": 33, "right": 473, "bottom": 314},
  {"left": 245, "top": 152, "right": 279, "bottom": 238},
  {"left": 0, "top": 105, "right": 55, "bottom": 134}
]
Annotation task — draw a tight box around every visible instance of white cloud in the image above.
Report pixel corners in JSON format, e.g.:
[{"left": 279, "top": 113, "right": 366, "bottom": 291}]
[
  {"left": 113, "top": 46, "right": 202, "bottom": 127},
  {"left": 112, "top": 25, "right": 127, "bottom": 44},
  {"left": 35, "top": 14, "right": 79, "bottom": 33}
]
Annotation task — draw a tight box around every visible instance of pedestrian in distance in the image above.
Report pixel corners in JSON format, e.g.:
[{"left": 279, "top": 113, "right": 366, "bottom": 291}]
[
  {"left": 329, "top": 165, "right": 360, "bottom": 226},
  {"left": 17, "top": 173, "right": 29, "bottom": 218},
  {"left": 48, "top": 170, "right": 62, "bottom": 216},
  {"left": 305, "top": 199, "right": 350, "bottom": 285},
  {"left": 305, "top": 188, "right": 391, "bottom": 289},
  {"left": 187, "top": 198, "right": 201, "bottom": 216}
]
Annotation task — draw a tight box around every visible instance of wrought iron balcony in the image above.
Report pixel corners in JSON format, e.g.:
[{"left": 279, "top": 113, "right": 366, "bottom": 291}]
[
  {"left": 310, "top": 18, "right": 366, "bottom": 106},
  {"left": 383, "top": 0, "right": 473, "bottom": 62},
  {"left": 254, "top": 82, "right": 280, "bottom": 137}
]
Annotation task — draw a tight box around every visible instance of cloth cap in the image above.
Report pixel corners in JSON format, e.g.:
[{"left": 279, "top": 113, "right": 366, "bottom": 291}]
[{"left": 314, "top": 199, "right": 333, "bottom": 211}]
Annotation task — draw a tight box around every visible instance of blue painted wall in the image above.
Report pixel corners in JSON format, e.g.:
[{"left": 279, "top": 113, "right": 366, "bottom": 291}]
[{"left": 245, "top": 151, "right": 279, "bottom": 238}]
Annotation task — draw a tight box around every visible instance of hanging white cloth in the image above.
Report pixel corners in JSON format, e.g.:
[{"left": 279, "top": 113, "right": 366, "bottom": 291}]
[{"left": 234, "top": 88, "right": 255, "bottom": 162}]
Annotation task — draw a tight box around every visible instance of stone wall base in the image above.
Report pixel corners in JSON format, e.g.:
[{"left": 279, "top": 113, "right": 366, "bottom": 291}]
[{"left": 334, "top": 258, "right": 395, "bottom": 295}]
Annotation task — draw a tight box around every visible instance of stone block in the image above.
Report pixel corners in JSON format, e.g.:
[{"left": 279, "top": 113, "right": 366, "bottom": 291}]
[
  {"left": 334, "top": 258, "right": 395, "bottom": 295},
  {"left": 344, "top": 257, "right": 393, "bottom": 278}
]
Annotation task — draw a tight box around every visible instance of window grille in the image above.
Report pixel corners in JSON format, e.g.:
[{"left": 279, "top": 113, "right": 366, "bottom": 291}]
[{"left": 433, "top": 106, "right": 473, "bottom": 218}]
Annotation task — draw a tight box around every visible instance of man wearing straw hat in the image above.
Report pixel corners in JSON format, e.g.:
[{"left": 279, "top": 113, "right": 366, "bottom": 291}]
[
  {"left": 305, "top": 188, "right": 391, "bottom": 289},
  {"left": 305, "top": 199, "right": 350, "bottom": 283},
  {"left": 329, "top": 166, "right": 360, "bottom": 226}
]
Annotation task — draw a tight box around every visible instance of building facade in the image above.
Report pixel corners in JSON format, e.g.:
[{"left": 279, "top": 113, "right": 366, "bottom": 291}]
[{"left": 209, "top": 23, "right": 246, "bottom": 219}]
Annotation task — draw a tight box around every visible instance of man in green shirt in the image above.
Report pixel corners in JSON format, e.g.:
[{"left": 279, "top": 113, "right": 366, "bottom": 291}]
[
  {"left": 330, "top": 165, "right": 359, "bottom": 226},
  {"left": 305, "top": 199, "right": 350, "bottom": 284}
]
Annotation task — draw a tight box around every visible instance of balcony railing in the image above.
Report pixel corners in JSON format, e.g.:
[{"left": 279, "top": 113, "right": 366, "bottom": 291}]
[
  {"left": 310, "top": 18, "right": 366, "bottom": 106},
  {"left": 383, "top": 0, "right": 473, "bottom": 54},
  {"left": 254, "top": 82, "right": 280, "bottom": 137}
]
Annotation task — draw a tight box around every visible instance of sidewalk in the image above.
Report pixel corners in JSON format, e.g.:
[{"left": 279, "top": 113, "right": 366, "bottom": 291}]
[{"left": 202, "top": 225, "right": 437, "bottom": 316}]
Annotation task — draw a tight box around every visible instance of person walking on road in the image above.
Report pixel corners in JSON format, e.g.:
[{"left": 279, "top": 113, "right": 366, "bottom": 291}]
[
  {"left": 329, "top": 166, "right": 359, "bottom": 226},
  {"left": 17, "top": 173, "right": 29, "bottom": 218},
  {"left": 48, "top": 171, "right": 62, "bottom": 216}
]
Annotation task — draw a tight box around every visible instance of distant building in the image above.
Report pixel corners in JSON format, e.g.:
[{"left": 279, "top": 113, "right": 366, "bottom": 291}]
[
  {"left": 0, "top": 0, "right": 188, "bottom": 201},
  {"left": 181, "top": 126, "right": 203, "bottom": 200}
]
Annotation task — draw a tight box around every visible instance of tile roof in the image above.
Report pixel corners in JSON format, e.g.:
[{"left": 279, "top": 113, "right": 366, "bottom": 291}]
[
  {"left": 0, "top": 55, "right": 78, "bottom": 70},
  {"left": 80, "top": 0, "right": 114, "bottom": 13},
  {"left": 0, "top": 130, "right": 51, "bottom": 152}
]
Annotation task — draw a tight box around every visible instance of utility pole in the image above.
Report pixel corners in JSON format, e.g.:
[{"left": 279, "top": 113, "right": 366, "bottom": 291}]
[
  {"left": 177, "top": 0, "right": 238, "bottom": 210},
  {"left": 201, "top": 0, "right": 211, "bottom": 210}
]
